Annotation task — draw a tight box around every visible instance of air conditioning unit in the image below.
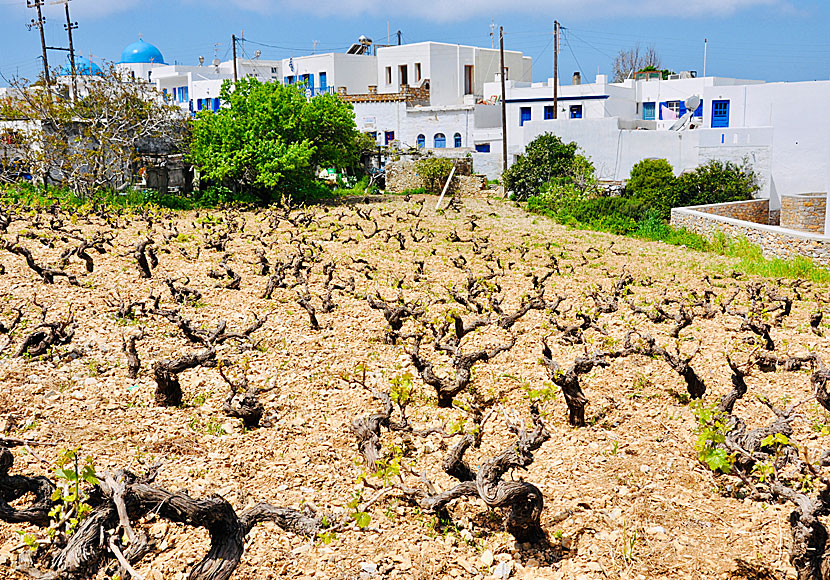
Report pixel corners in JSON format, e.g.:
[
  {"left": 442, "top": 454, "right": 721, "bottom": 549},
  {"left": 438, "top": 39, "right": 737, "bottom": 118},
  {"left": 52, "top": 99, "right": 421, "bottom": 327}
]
[{"left": 668, "top": 74, "right": 681, "bottom": 80}]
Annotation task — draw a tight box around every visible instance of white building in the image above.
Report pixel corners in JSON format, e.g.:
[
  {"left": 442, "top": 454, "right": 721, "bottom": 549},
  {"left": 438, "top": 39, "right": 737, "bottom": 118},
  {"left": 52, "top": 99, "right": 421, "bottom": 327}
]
[
  {"left": 117, "top": 38, "right": 282, "bottom": 115},
  {"left": 482, "top": 71, "right": 830, "bottom": 208}
]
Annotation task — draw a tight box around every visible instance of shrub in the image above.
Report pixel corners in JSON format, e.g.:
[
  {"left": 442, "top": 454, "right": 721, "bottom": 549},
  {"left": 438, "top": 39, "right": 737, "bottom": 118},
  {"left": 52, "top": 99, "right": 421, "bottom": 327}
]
[
  {"left": 503, "top": 133, "right": 594, "bottom": 201},
  {"left": 624, "top": 159, "right": 677, "bottom": 219},
  {"left": 415, "top": 158, "right": 455, "bottom": 194},
  {"left": 674, "top": 159, "right": 760, "bottom": 208}
]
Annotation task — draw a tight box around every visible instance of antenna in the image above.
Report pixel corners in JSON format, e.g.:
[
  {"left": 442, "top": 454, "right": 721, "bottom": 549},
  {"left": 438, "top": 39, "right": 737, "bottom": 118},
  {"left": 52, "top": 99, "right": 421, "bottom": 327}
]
[
  {"left": 313, "top": 40, "right": 318, "bottom": 54},
  {"left": 669, "top": 95, "right": 702, "bottom": 131},
  {"left": 199, "top": 55, "right": 205, "bottom": 66}
]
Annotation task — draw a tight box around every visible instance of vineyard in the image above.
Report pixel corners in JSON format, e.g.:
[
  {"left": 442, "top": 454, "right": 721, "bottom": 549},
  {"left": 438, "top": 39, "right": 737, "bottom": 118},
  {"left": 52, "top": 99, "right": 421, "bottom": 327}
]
[{"left": 0, "top": 195, "right": 826, "bottom": 580}]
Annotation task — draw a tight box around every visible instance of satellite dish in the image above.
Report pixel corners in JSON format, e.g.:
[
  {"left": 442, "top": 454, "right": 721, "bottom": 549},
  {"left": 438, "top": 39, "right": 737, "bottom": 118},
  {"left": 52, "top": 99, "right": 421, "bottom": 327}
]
[
  {"left": 212, "top": 58, "right": 220, "bottom": 67},
  {"left": 685, "top": 95, "right": 701, "bottom": 112},
  {"left": 254, "top": 50, "right": 261, "bottom": 59},
  {"left": 669, "top": 95, "right": 702, "bottom": 131},
  {"left": 198, "top": 56, "right": 205, "bottom": 66}
]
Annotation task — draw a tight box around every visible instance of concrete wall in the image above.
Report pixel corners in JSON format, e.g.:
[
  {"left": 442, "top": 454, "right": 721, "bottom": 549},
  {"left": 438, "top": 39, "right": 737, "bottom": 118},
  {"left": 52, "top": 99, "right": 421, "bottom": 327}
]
[{"left": 671, "top": 204, "right": 830, "bottom": 265}]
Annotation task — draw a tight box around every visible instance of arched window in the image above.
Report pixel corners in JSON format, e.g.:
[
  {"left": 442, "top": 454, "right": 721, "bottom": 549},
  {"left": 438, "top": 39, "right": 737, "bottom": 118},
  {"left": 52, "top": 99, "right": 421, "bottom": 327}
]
[
  {"left": 454, "top": 133, "right": 462, "bottom": 148},
  {"left": 434, "top": 133, "right": 446, "bottom": 148},
  {"left": 417, "top": 134, "right": 425, "bottom": 149}
]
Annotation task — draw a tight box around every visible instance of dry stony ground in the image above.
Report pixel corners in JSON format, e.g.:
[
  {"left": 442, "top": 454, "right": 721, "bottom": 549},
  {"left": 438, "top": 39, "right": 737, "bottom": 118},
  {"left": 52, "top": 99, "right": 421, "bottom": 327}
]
[{"left": 0, "top": 194, "right": 826, "bottom": 580}]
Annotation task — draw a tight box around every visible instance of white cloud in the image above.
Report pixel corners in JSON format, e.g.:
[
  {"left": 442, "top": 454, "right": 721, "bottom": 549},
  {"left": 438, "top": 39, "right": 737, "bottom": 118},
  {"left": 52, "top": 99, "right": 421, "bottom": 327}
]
[{"left": 228, "top": 0, "right": 784, "bottom": 20}]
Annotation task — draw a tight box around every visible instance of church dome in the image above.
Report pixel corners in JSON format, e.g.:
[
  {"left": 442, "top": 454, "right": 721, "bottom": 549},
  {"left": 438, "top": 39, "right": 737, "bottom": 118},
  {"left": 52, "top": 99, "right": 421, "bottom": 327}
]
[
  {"left": 120, "top": 39, "right": 165, "bottom": 64},
  {"left": 60, "top": 55, "right": 103, "bottom": 76}
]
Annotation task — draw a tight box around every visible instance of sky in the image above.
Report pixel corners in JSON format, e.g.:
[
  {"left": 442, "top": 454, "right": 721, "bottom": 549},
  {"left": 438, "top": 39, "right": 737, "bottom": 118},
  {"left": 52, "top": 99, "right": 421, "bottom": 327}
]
[{"left": 0, "top": 0, "right": 828, "bottom": 86}]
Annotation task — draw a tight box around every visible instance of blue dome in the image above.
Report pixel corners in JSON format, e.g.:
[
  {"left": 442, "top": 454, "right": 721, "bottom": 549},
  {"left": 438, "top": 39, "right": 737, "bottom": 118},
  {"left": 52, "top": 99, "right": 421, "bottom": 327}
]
[
  {"left": 120, "top": 39, "right": 165, "bottom": 64},
  {"left": 60, "top": 55, "right": 103, "bottom": 76}
]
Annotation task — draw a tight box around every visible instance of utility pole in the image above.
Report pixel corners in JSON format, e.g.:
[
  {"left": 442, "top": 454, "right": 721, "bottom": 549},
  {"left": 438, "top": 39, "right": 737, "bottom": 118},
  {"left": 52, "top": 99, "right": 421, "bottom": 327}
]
[
  {"left": 27, "top": 0, "right": 50, "bottom": 86},
  {"left": 60, "top": 0, "right": 78, "bottom": 100},
  {"left": 232, "top": 34, "right": 238, "bottom": 82},
  {"left": 553, "top": 20, "right": 560, "bottom": 119},
  {"left": 499, "top": 26, "right": 507, "bottom": 176}
]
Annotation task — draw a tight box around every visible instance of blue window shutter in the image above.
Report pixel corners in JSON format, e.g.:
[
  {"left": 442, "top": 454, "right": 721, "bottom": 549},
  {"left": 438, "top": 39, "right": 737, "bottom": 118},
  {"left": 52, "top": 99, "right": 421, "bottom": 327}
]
[
  {"left": 544, "top": 106, "right": 553, "bottom": 120},
  {"left": 434, "top": 133, "right": 446, "bottom": 148},
  {"left": 643, "top": 102, "right": 655, "bottom": 121},
  {"left": 454, "top": 133, "right": 462, "bottom": 148},
  {"left": 417, "top": 134, "right": 425, "bottom": 148},
  {"left": 213, "top": 98, "right": 220, "bottom": 111},
  {"left": 475, "top": 143, "right": 491, "bottom": 153},
  {"left": 319, "top": 72, "right": 327, "bottom": 90},
  {"left": 520, "top": 107, "right": 531, "bottom": 126}
]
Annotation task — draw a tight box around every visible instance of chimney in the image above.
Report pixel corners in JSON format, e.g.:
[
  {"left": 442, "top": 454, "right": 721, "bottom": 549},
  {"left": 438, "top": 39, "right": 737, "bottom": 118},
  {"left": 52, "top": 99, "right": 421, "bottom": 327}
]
[{"left": 573, "top": 72, "right": 581, "bottom": 86}]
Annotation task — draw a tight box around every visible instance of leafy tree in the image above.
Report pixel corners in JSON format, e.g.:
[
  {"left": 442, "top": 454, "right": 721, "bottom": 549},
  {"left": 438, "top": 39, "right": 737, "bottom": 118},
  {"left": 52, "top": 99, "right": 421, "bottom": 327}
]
[
  {"left": 612, "top": 43, "right": 662, "bottom": 83},
  {"left": 502, "top": 133, "right": 594, "bottom": 201},
  {"left": 188, "top": 78, "right": 360, "bottom": 201},
  {"left": 0, "top": 65, "right": 185, "bottom": 199},
  {"left": 624, "top": 158, "right": 677, "bottom": 219}
]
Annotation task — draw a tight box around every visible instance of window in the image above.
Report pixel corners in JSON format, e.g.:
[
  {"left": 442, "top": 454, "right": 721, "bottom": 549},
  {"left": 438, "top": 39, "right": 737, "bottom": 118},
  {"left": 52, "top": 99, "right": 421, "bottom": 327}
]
[
  {"left": 464, "top": 65, "right": 474, "bottom": 95},
  {"left": 520, "top": 107, "right": 531, "bottom": 126},
  {"left": 454, "top": 133, "right": 462, "bottom": 148},
  {"left": 385, "top": 67, "right": 392, "bottom": 85},
  {"left": 544, "top": 106, "right": 554, "bottom": 120},
  {"left": 385, "top": 131, "right": 395, "bottom": 146},
  {"left": 285, "top": 76, "right": 295, "bottom": 85},
  {"left": 569, "top": 105, "right": 583, "bottom": 119},
  {"left": 660, "top": 101, "right": 681, "bottom": 120},
  {"left": 367, "top": 132, "right": 377, "bottom": 142},
  {"left": 213, "top": 98, "right": 220, "bottom": 111},
  {"left": 319, "top": 72, "right": 327, "bottom": 90},
  {"left": 475, "top": 143, "right": 491, "bottom": 153},
  {"left": 434, "top": 133, "right": 446, "bottom": 148},
  {"left": 415, "top": 63, "right": 422, "bottom": 82},
  {"left": 712, "top": 100, "right": 730, "bottom": 128},
  {"left": 503, "top": 67, "right": 509, "bottom": 80},
  {"left": 416, "top": 134, "right": 425, "bottom": 149},
  {"left": 643, "top": 102, "right": 656, "bottom": 121},
  {"left": 271, "top": 67, "right": 278, "bottom": 73},
  {"left": 196, "top": 99, "right": 203, "bottom": 111},
  {"left": 399, "top": 65, "right": 408, "bottom": 87}
]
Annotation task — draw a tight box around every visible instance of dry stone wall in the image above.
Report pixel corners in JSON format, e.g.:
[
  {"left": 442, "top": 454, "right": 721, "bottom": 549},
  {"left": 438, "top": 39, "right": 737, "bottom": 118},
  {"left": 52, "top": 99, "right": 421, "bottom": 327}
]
[
  {"left": 671, "top": 203, "right": 830, "bottom": 266},
  {"left": 780, "top": 193, "right": 827, "bottom": 234}
]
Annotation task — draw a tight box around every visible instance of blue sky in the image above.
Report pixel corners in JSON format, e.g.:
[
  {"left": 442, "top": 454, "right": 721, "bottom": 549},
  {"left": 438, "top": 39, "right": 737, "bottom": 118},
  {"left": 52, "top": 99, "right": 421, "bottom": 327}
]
[{"left": 0, "top": 0, "right": 827, "bottom": 86}]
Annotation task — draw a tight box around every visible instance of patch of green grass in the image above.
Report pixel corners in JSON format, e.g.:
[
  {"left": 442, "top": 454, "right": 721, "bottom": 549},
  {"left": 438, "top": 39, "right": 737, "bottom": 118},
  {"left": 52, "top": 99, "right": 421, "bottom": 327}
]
[{"left": 531, "top": 204, "right": 830, "bottom": 284}]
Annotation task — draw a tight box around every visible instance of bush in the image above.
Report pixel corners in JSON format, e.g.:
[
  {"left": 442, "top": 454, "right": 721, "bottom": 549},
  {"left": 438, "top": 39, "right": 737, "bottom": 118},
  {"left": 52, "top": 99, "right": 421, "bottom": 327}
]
[
  {"left": 674, "top": 159, "right": 759, "bottom": 208},
  {"left": 624, "top": 159, "right": 677, "bottom": 219},
  {"left": 503, "top": 133, "right": 594, "bottom": 201},
  {"left": 415, "top": 158, "right": 455, "bottom": 194}
]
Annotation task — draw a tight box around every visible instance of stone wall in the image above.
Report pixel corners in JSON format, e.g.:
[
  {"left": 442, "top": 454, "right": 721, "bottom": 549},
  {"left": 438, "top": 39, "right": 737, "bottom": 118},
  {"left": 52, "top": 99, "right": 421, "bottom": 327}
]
[
  {"left": 385, "top": 155, "right": 483, "bottom": 195},
  {"left": 670, "top": 204, "right": 830, "bottom": 266},
  {"left": 780, "top": 193, "right": 827, "bottom": 234},
  {"left": 695, "top": 199, "right": 770, "bottom": 224}
]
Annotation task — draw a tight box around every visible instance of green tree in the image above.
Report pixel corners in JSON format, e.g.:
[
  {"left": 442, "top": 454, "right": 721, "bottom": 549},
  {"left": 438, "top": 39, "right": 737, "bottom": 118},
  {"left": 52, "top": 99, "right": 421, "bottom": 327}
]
[
  {"left": 502, "top": 133, "right": 593, "bottom": 201},
  {"left": 624, "top": 158, "right": 677, "bottom": 219},
  {"left": 188, "top": 78, "right": 359, "bottom": 201}
]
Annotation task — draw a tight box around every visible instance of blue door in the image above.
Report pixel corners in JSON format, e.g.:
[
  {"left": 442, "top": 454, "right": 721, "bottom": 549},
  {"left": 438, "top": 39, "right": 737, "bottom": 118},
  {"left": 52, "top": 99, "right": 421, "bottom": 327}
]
[
  {"left": 643, "top": 102, "right": 655, "bottom": 121},
  {"left": 712, "top": 100, "right": 730, "bottom": 128},
  {"left": 520, "top": 107, "right": 531, "bottom": 126},
  {"left": 417, "top": 134, "right": 425, "bottom": 149},
  {"left": 319, "top": 72, "right": 327, "bottom": 92},
  {"left": 434, "top": 133, "right": 446, "bottom": 148},
  {"left": 454, "top": 133, "right": 462, "bottom": 148}
]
